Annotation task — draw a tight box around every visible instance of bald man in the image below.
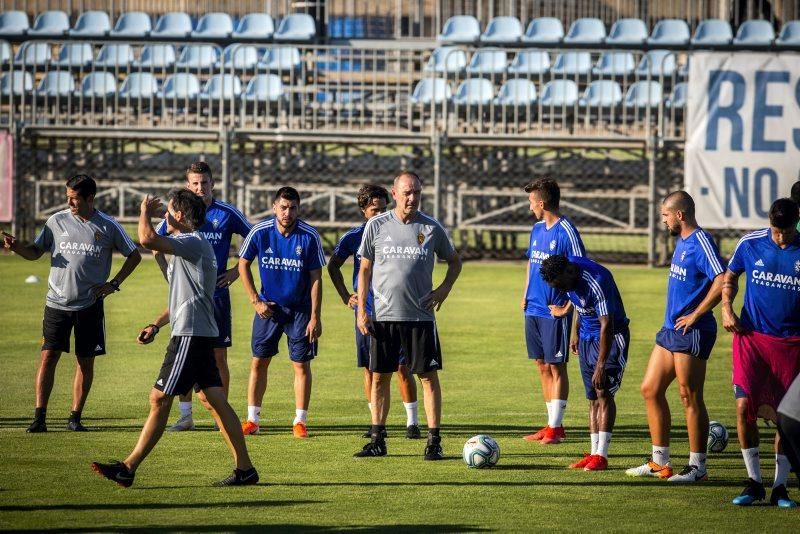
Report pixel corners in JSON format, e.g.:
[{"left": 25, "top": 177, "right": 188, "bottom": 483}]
[{"left": 626, "top": 191, "right": 725, "bottom": 483}]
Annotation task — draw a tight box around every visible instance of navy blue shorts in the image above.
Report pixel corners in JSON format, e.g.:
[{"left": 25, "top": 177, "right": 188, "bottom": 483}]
[
  {"left": 578, "top": 328, "right": 629, "bottom": 400},
  {"left": 655, "top": 326, "right": 716, "bottom": 361},
  {"left": 212, "top": 289, "right": 232, "bottom": 349},
  {"left": 525, "top": 314, "right": 571, "bottom": 364},
  {"left": 251, "top": 305, "right": 317, "bottom": 363}
]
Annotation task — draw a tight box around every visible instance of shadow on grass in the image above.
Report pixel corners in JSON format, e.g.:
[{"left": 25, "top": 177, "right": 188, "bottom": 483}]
[
  {"left": 270, "top": 479, "right": 744, "bottom": 488},
  {"left": 0, "top": 500, "right": 320, "bottom": 513},
  {"left": 7, "top": 525, "right": 491, "bottom": 533}
]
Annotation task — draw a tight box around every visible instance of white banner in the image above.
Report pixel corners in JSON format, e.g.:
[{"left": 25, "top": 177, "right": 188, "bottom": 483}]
[{"left": 686, "top": 52, "right": 800, "bottom": 229}]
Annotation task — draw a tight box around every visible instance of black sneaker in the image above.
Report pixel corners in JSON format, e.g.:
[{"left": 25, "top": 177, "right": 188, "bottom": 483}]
[
  {"left": 362, "top": 427, "right": 387, "bottom": 439},
  {"left": 406, "top": 424, "right": 421, "bottom": 439},
  {"left": 770, "top": 484, "right": 799, "bottom": 508},
  {"left": 67, "top": 420, "right": 88, "bottom": 432},
  {"left": 214, "top": 467, "right": 259, "bottom": 487},
  {"left": 26, "top": 419, "right": 47, "bottom": 433},
  {"left": 91, "top": 461, "right": 135, "bottom": 488},
  {"left": 354, "top": 440, "right": 387, "bottom": 457},
  {"left": 424, "top": 437, "right": 444, "bottom": 461},
  {"left": 732, "top": 478, "right": 766, "bottom": 506}
]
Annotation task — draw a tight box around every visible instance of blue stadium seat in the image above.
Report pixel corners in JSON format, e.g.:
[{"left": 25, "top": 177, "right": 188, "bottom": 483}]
[
  {"left": 733, "top": 19, "right": 775, "bottom": 46},
  {"left": 624, "top": 80, "right": 662, "bottom": 108},
  {"left": 424, "top": 46, "right": 467, "bottom": 74},
  {"left": 494, "top": 78, "right": 537, "bottom": 106},
  {"left": 438, "top": 15, "right": 480, "bottom": 43},
  {"left": 453, "top": 78, "right": 494, "bottom": 106},
  {"left": 564, "top": 18, "right": 606, "bottom": 44},
  {"left": 37, "top": 71, "right": 75, "bottom": 97},
  {"left": 69, "top": 11, "right": 110, "bottom": 37},
  {"left": 201, "top": 73, "right": 243, "bottom": 100},
  {"left": 233, "top": 13, "right": 274, "bottom": 40},
  {"left": 242, "top": 74, "right": 285, "bottom": 102},
  {"left": 151, "top": 12, "right": 193, "bottom": 39},
  {"left": 274, "top": 13, "right": 316, "bottom": 42},
  {"left": 0, "top": 70, "right": 33, "bottom": 95},
  {"left": 409, "top": 78, "right": 451, "bottom": 105},
  {"left": 480, "top": 16, "right": 523, "bottom": 44},
  {"left": 522, "top": 17, "right": 563, "bottom": 44},
  {"left": 467, "top": 48, "right": 507, "bottom": 74},
  {"left": 0, "top": 40, "right": 11, "bottom": 64},
  {"left": 579, "top": 80, "right": 622, "bottom": 107},
  {"left": 777, "top": 20, "right": 800, "bottom": 46},
  {"left": 606, "top": 18, "right": 648, "bottom": 45},
  {"left": 508, "top": 49, "right": 550, "bottom": 75},
  {"left": 14, "top": 42, "right": 51, "bottom": 67},
  {"left": 636, "top": 50, "right": 677, "bottom": 77},
  {"left": 133, "top": 45, "right": 176, "bottom": 69},
  {"left": 551, "top": 52, "right": 592, "bottom": 76},
  {"left": 219, "top": 44, "right": 259, "bottom": 70},
  {"left": 158, "top": 73, "right": 200, "bottom": 100},
  {"left": 176, "top": 45, "right": 219, "bottom": 70},
  {"left": 328, "top": 16, "right": 366, "bottom": 38},
  {"left": 540, "top": 79, "right": 579, "bottom": 106},
  {"left": 0, "top": 11, "right": 29, "bottom": 37},
  {"left": 53, "top": 42, "right": 94, "bottom": 68},
  {"left": 76, "top": 72, "right": 117, "bottom": 98},
  {"left": 647, "top": 18, "right": 690, "bottom": 46},
  {"left": 110, "top": 12, "right": 151, "bottom": 38},
  {"left": 191, "top": 12, "right": 233, "bottom": 39},
  {"left": 119, "top": 72, "right": 159, "bottom": 99},
  {"left": 94, "top": 44, "right": 134, "bottom": 68},
  {"left": 28, "top": 10, "right": 69, "bottom": 37},
  {"left": 593, "top": 52, "right": 635, "bottom": 76},
  {"left": 258, "top": 47, "right": 302, "bottom": 71},
  {"left": 691, "top": 19, "right": 733, "bottom": 45},
  {"left": 665, "top": 82, "right": 687, "bottom": 109}
]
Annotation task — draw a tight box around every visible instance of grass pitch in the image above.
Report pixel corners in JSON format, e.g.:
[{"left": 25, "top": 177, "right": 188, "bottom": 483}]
[{"left": 0, "top": 255, "right": 796, "bottom": 532}]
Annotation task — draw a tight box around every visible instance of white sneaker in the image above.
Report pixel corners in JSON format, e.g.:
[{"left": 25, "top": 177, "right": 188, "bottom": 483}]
[
  {"left": 167, "top": 414, "right": 195, "bottom": 432},
  {"left": 625, "top": 457, "right": 673, "bottom": 479},
  {"left": 667, "top": 464, "right": 708, "bottom": 483}
]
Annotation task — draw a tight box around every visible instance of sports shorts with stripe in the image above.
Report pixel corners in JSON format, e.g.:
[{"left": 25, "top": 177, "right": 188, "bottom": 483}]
[
  {"left": 525, "top": 314, "right": 571, "bottom": 364},
  {"left": 578, "top": 327, "right": 629, "bottom": 400},
  {"left": 154, "top": 336, "right": 222, "bottom": 396},
  {"left": 370, "top": 321, "right": 440, "bottom": 375},
  {"left": 655, "top": 325, "right": 716, "bottom": 361}
]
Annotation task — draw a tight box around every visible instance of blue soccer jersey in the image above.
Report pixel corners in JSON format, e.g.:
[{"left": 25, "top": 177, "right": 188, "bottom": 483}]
[
  {"left": 727, "top": 229, "right": 800, "bottom": 337},
  {"left": 332, "top": 223, "right": 375, "bottom": 314},
  {"left": 525, "top": 217, "right": 585, "bottom": 317},
  {"left": 663, "top": 228, "right": 725, "bottom": 331},
  {"left": 566, "top": 256, "right": 629, "bottom": 341},
  {"left": 239, "top": 218, "right": 326, "bottom": 311}
]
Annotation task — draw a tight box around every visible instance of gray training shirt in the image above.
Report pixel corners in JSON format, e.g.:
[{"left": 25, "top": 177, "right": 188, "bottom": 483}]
[
  {"left": 167, "top": 232, "right": 219, "bottom": 338},
  {"left": 358, "top": 210, "right": 456, "bottom": 322},
  {"left": 34, "top": 208, "right": 137, "bottom": 311}
]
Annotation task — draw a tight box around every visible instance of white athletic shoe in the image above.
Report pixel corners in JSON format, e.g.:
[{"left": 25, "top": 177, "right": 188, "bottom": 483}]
[
  {"left": 167, "top": 414, "right": 195, "bottom": 432},
  {"left": 667, "top": 464, "right": 708, "bottom": 483},
  {"left": 625, "top": 458, "right": 673, "bottom": 479}
]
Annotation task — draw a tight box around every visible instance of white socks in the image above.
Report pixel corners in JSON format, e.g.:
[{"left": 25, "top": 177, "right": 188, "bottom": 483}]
[
  {"left": 590, "top": 432, "right": 599, "bottom": 455},
  {"left": 549, "top": 399, "right": 567, "bottom": 428},
  {"left": 545, "top": 401, "right": 552, "bottom": 425},
  {"left": 689, "top": 451, "right": 707, "bottom": 471},
  {"left": 403, "top": 401, "right": 418, "bottom": 426},
  {"left": 178, "top": 401, "right": 192, "bottom": 418},
  {"left": 741, "top": 447, "right": 762, "bottom": 483},
  {"left": 293, "top": 409, "right": 308, "bottom": 425},
  {"left": 652, "top": 445, "right": 670, "bottom": 466},
  {"left": 774, "top": 454, "right": 790, "bottom": 488},
  {"left": 597, "top": 431, "right": 612, "bottom": 458},
  {"left": 247, "top": 405, "right": 261, "bottom": 424}
]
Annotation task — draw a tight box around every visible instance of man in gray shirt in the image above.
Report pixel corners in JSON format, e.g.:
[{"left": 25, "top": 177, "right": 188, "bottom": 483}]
[
  {"left": 91, "top": 189, "right": 257, "bottom": 488},
  {"left": 3, "top": 174, "right": 141, "bottom": 433},
  {"left": 354, "top": 171, "right": 462, "bottom": 460}
]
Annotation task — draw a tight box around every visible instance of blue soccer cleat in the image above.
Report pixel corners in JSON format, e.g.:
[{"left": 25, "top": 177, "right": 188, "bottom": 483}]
[{"left": 732, "top": 478, "right": 766, "bottom": 506}]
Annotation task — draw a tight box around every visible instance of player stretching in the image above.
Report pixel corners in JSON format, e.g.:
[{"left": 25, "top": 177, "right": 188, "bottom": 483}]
[
  {"left": 521, "top": 178, "right": 585, "bottom": 444},
  {"left": 328, "top": 185, "right": 421, "bottom": 439},
  {"left": 238, "top": 187, "right": 325, "bottom": 438},
  {"left": 724, "top": 198, "right": 800, "bottom": 508},
  {"left": 541, "top": 255, "right": 630, "bottom": 470},
  {"left": 626, "top": 191, "right": 724, "bottom": 482}
]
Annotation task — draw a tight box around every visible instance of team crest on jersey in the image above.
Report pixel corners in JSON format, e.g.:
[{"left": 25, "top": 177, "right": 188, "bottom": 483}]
[
  {"left": 212, "top": 218, "right": 220, "bottom": 229},
  {"left": 94, "top": 231, "right": 102, "bottom": 241},
  {"left": 680, "top": 250, "right": 686, "bottom": 262},
  {"left": 417, "top": 233, "right": 424, "bottom": 245},
  {"left": 549, "top": 240, "right": 556, "bottom": 251},
  {"left": 295, "top": 245, "right": 303, "bottom": 256},
  {"left": 795, "top": 260, "right": 800, "bottom": 273}
]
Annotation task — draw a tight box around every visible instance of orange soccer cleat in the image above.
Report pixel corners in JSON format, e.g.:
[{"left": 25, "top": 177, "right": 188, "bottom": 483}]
[
  {"left": 293, "top": 422, "right": 308, "bottom": 438},
  {"left": 241, "top": 420, "right": 260, "bottom": 435}
]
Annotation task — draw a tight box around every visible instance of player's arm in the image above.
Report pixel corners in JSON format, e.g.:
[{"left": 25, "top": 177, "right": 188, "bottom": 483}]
[
  {"left": 217, "top": 266, "right": 240, "bottom": 288},
  {"left": 357, "top": 257, "right": 374, "bottom": 335},
  {"left": 237, "top": 255, "right": 272, "bottom": 319},
  {"left": 2, "top": 231, "right": 45, "bottom": 260},
  {"left": 137, "top": 307, "right": 170, "bottom": 344},
  {"left": 521, "top": 260, "right": 530, "bottom": 310},
  {"left": 95, "top": 248, "right": 142, "bottom": 299},
  {"left": 422, "top": 250, "right": 463, "bottom": 311},
  {"left": 306, "top": 268, "right": 323, "bottom": 342},
  {"left": 570, "top": 313, "right": 580, "bottom": 354},
  {"left": 138, "top": 195, "right": 175, "bottom": 254},
  {"left": 592, "top": 314, "right": 612, "bottom": 389},
  {"left": 674, "top": 273, "right": 724, "bottom": 334},
  {"left": 721, "top": 269, "right": 744, "bottom": 333},
  {"left": 328, "top": 254, "right": 356, "bottom": 307}
]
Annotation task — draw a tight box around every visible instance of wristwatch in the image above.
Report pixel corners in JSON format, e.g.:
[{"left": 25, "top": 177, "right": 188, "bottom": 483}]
[{"left": 109, "top": 278, "right": 121, "bottom": 290}]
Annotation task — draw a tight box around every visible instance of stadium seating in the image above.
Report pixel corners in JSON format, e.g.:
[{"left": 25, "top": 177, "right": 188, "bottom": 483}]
[
  {"left": 94, "top": 44, "right": 135, "bottom": 68},
  {"left": 118, "top": 72, "right": 159, "bottom": 99},
  {"left": 53, "top": 42, "right": 94, "bottom": 68},
  {"left": 201, "top": 74, "right": 243, "bottom": 100},
  {"left": 27, "top": 10, "right": 69, "bottom": 37},
  {"left": 522, "top": 18, "right": 563, "bottom": 44},
  {"left": 219, "top": 44, "right": 259, "bottom": 70},
  {"left": 151, "top": 12, "right": 193, "bottom": 39},
  {"left": 0, "top": 11, "right": 29, "bottom": 37},
  {"left": 494, "top": 78, "right": 537, "bottom": 106},
  {"left": 242, "top": 74, "right": 285, "bottom": 102},
  {"left": 409, "top": 78, "right": 451, "bottom": 105},
  {"left": 579, "top": 80, "right": 622, "bottom": 107},
  {"left": 732, "top": 19, "right": 775, "bottom": 46},
  {"left": 776, "top": 20, "right": 800, "bottom": 46},
  {"left": 133, "top": 44, "right": 177, "bottom": 69},
  {"left": 274, "top": 13, "right": 316, "bottom": 42},
  {"left": 540, "top": 79, "right": 579, "bottom": 107},
  {"left": 37, "top": 71, "right": 76, "bottom": 97},
  {"left": 176, "top": 45, "right": 220, "bottom": 70},
  {"left": 467, "top": 48, "right": 507, "bottom": 74},
  {"left": 424, "top": 46, "right": 467, "bottom": 73},
  {"left": 593, "top": 52, "right": 635, "bottom": 76},
  {"left": 551, "top": 52, "right": 592, "bottom": 76},
  {"left": 76, "top": 72, "right": 117, "bottom": 98},
  {"left": 564, "top": 18, "right": 606, "bottom": 44},
  {"left": 480, "top": 16, "right": 523, "bottom": 44},
  {"left": 233, "top": 13, "right": 275, "bottom": 40},
  {"left": 158, "top": 72, "right": 201, "bottom": 100},
  {"left": 691, "top": 19, "right": 733, "bottom": 45},
  {"left": 647, "top": 19, "right": 690, "bottom": 46},
  {"left": 191, "top": 13, "right": 233, "bottom": 39},
  {"left": 111, "top": 12, "right": 151, "bottom": 38},
  {"left": 508, "top": 49, "right": 550, "bottom": 75},
  {"left": 0, "top": 70, "right": 33, "bottom": 95},
  {"left": 438, "top": 15, "right": 481, "bottom": 44},
  {"left": 665, "top": 82, "right": 687, "bottom": 109},
  {"left": 258, "top": 47, "right": 302, "bottom": 71},
  {"left": 0, "top": 40, "right": 10, "bottom": 63},
  {"left": 453, "top": 78, "right": 494, "bottom": 106},
  {"left": 15, "top": 42, "right": 51, "bottom": 66},
  {"left": 605, "top": 18, "right": 647, "bottom": 45},
  {"left": 636, "top": 50, "right": 677, "bottom": 77},
  {"left": 624, "top": 80, "right": 662, "bottom": 108},
  {"left": 69, "top": 11, "right": 110, "bottom": 38}
]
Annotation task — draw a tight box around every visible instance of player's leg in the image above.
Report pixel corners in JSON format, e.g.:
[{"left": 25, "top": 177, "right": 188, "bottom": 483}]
[
  {"left": 584, "top": 387, "right": 615, "bottom": 471},
  {"left": 356, "top": 325, "right": 374, "bottom": 437},
  {"left": 372, "top": 371, "right": 393, "bottom": 426},
  {"left": 668, "top": 352, "right": 709, "bottom": 482},
  {"left": 523, "top": 316, "right": 550, "bottom": 440},
  {"left": 397, "top": 361, "right": 420, "bottom": 439},
  {"left": 169, "top": 391, "right": 196, "bottom": 432},
  {"left": 69, "top": 356, "right": 94, "bottom": 430},
  {"left": 355, "top": 321, "right": 398, "bottom": 457},
  {"left": 291, "top": 361, "right": 312, "bottom": 437},
  {"left": 126, "top": 388, "right": 175, "bottom": 471},
  {"left": 732, "top": 394, "right": 767, "bottom": 505},
  {"left": 544, "top": 314, "right": 571, "bottom": 443},
  {"left": 68, "top": 301, "right": 106, "bottom": 432},
  {"left": 770, "top": 432, "right": 798, "bottom": 507},
  {"left": 30, "top": 305, "right": 74, "bottom": 432},
  {"left": 243, "top": 312, "right": 280, "bottom": 434},
  {"left": 420, "top": 370, "right": 443, "bottom": 460}
]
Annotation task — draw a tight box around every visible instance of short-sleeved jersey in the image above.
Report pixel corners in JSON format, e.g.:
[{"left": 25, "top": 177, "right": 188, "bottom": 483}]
[
  {"left": 663, "top": 228, "right": 725, "bottom": 331},
  {"left": 33, "top": 208, "right": 137, "bottom": 311},
  {"left": 167, "top": 232, "right": 218, "bottom": 337},
  {"left": 358, "top": 210, "right": 456, "bottom": 322},
  {"left": 525, "top": 217, "right": 585, "bottom": 317},
  {"left": 727, "top": 229, "right": 800, "bottom": 337},
  {"left": 238, "top": 218, "right": 326, "bottom": 311},
  {"left": 332, "top": 223, "right": 375, "bottom": 314},
  {"left": 565, "top": 256, "right": 629, "bottom": 341},
  {"left": 157, "top": 199, "right": 251, "bottom": 290}
]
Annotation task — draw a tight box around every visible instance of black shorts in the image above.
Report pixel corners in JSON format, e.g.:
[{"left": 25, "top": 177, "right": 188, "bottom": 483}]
[
  {"left": 370, "top": 321, "right": 441, "bottom": 375},
  {"left": 154, "top": 336, "right": 223, "bottom": 396},
  {"left": 42, "top": 301, "right": 106, "bottom": 358}
]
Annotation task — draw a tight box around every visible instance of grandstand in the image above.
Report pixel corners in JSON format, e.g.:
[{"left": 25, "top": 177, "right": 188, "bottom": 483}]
[{"left": 1, "top": 0, "right": 798, "bottom": 263}]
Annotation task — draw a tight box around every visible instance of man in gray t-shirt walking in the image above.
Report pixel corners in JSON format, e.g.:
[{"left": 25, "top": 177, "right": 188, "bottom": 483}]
[
  {"left": 91, "top": 189, "right": 257, "bottom": 488},
  {"left": 354, "top": 171, "right": 462, "bottom": 460},
  {"left": 3, "top": 174, "right": 141, "bottom": 433}
]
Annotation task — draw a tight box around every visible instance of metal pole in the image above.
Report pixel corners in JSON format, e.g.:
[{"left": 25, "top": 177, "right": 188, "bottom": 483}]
[
  {"left": 432, "top": 132, "right": 441, "bottom": 221},
  {"left": 646, "top": 136, "right": 657, "bottom": 267},
  {"left": 220, "top": 128, "right": 230, "bottom": 203}
]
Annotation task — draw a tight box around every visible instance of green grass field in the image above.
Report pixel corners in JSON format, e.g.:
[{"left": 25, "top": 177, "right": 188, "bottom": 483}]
[{"left": 0, "top": 255, "right": 796, "bottom": 532}]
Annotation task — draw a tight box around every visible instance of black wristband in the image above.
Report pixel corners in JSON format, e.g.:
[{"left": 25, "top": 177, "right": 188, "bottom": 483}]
[
  {"left": 147, "top": 324, "right": 159, "bottom": 334},
  {"left": 110, "top": 279, "right": 121, "bottom": 290}
]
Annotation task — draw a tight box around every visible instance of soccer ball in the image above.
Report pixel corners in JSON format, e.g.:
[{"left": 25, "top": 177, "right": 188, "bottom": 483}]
[
  {"left": 708, "top": 421, "right": 729, "bottom": 453},
  {"left": 463, "top": 435, "right": 500, "bottom": 468}
]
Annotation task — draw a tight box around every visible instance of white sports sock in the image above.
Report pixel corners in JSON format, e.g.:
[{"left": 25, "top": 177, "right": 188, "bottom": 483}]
[
  {"left": 545, "top": 401, "right": 553, "bottom": 426},
  {"left": 178, "top": 401, "right": 192, "bottom": 418},
  {"left": 590, "top": 432, "right": 599, "bottom": 455},
  {"left": 597, "top": 431, "right": 612, "bottom": 458},
  {"left": 741, "top": 447, "right": 762, "bottom": 483},
  {"left": 652, "top": 445, "right": 670, "bottom": 465},
  {"left": 293, "top": 409, "right": 308, "bottom": 425},
  {"left": 689, "top": 451, "right": 707, "bottom": 470},
  {"left": 774, "top": 454, "right": 790, "bottom": 488},
  {"left": 367, "top": 402, "right": 372, "bottom": 413},
  {"left": 403, "top": 401, "right": 418, "bottom": 426},
  {"left": 247, "top": 405, "right": 260, "bottom": 424},
  {"left": 551, "top": 399, "right": 567, "bottom": 428}
]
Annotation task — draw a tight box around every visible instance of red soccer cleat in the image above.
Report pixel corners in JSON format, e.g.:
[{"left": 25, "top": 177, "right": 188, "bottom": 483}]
[
  {"left": 569, "top": 453, "right": 593, "bottom": 469},
  {"left": 523, "top": 425, "right": 549, "bottom": 441},
  {"left": 540, "top": 425, "right": 565, "bottom": 444},
  {"left": 293, "top": 422, "right": 308, "bottom": 438},
  {"left": 584, "top": 455, "right": 608, "bottom": 471},
  {"left": 241, "top": 420, "right": 260, "bottom": 435}
]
